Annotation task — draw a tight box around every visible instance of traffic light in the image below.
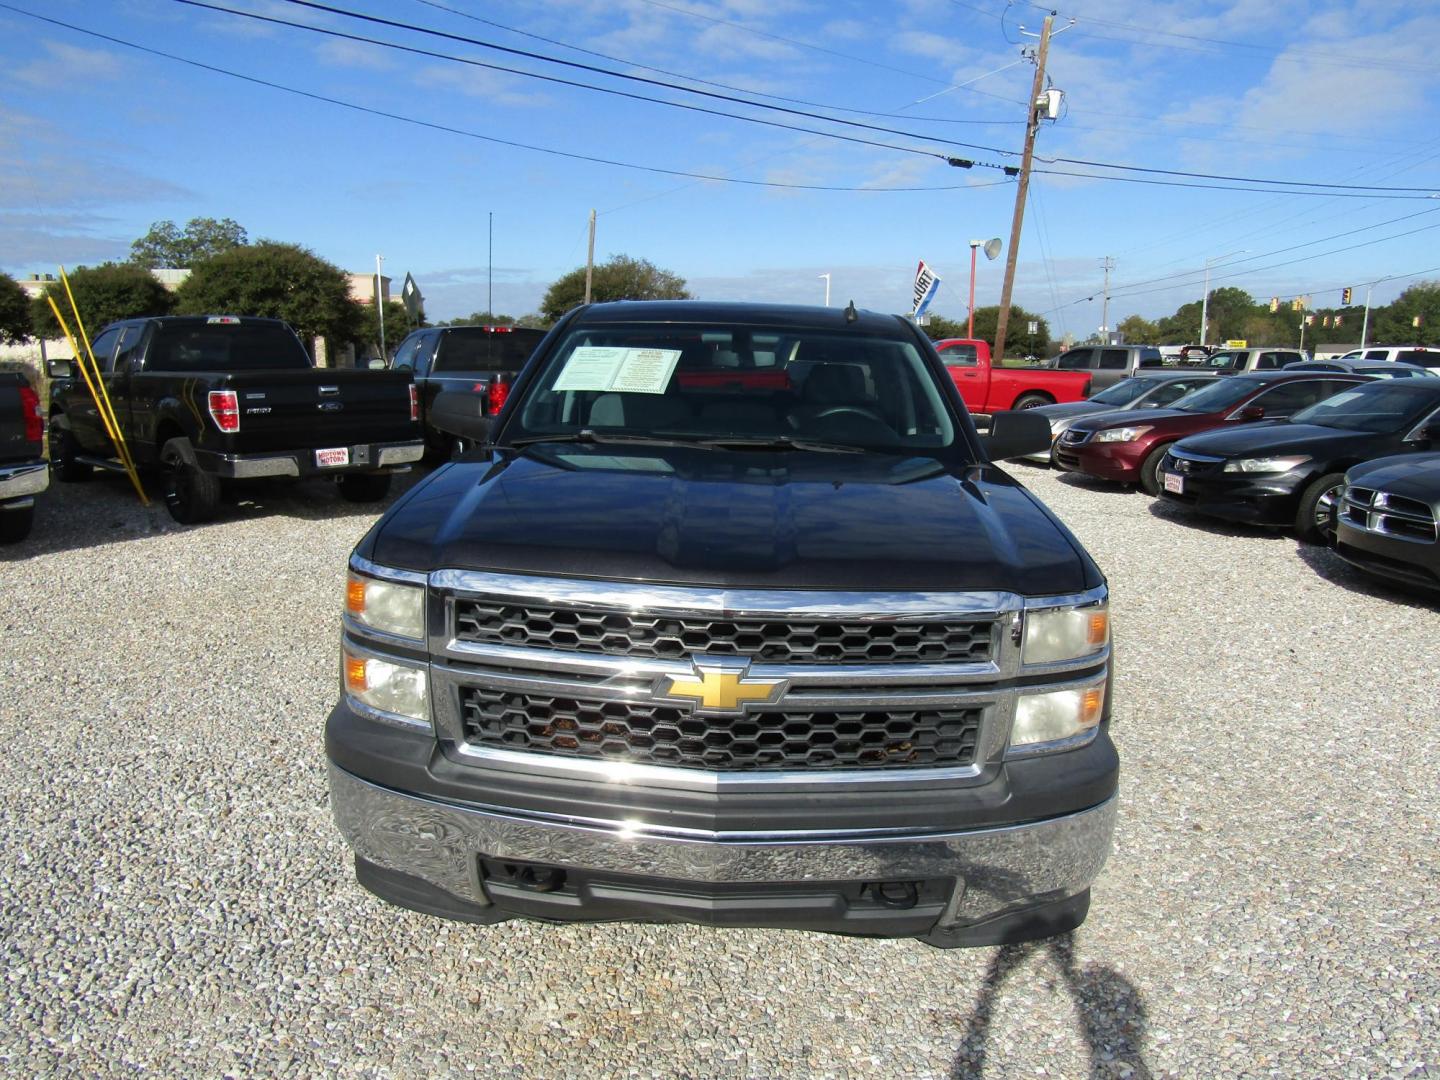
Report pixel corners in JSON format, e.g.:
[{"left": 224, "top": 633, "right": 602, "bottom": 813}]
[
  {"left": 1269, "top": 297, "right": 1279, "bottom": 313},
  {"left": 1291, "top": 298, "right": 1303, "bottom": 312},
  {"left": 1341, "top": 287, "right": 1352, "bottom": 305}
]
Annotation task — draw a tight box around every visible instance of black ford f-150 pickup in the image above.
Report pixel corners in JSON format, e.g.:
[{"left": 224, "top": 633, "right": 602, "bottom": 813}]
[
  {"left": 327, "top": 301, "right": 1117, "bottom": 948},
  {"left": 49, "top": 315, "right": 424, "bottom": 523},
  {"left": 0, "top": 370, "right": 47, "bottom": 544}
]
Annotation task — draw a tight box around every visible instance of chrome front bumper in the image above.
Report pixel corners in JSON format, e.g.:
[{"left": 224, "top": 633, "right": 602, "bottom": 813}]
[
  {"left": 0, "top": 460, "right": 49, "bottom": 501},
  {"left": 328, "top": 764, "right": 1116, "bottom": 931}
]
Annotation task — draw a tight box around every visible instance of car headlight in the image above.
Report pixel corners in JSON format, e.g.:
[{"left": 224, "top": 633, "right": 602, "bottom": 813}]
[
  {"left": 1222, "top": 454, "right": 1312, "bottom": 474},
  {"left": 1023, "top": 602, "right": 1109, "bottom": 665},
  {"left": 347, "top": 571, "right": 425, "bottom": 640},
  {"left": 1092, "top": 426, "right": 1152, "bottom": 443},
  {"left": 344, "top": 646, "right": 430, "bottom": 727},
  {"left": 1010, "top": 684, "right": 1105, "bottom": 754}
]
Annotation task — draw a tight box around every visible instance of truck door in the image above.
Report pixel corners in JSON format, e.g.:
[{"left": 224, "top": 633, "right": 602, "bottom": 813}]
[
  {"left": 111, "top": 323, "right": 155, "bottom": 462},
  {"left": 66, "top": 325, "right": 124, "bottom": 452},
  {"left": 937, "top": 341, "right": 983, "bottom": 411}
]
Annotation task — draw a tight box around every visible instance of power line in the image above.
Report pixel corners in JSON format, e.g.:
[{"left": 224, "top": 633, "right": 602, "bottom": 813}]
[
  {"left": 0, "top": 3, "right": 1018, "bottom": 193},
  {"left": 410, "top": 0, "right": 1025, "bottom": 125},
  {"left": 1032, "top": 167, "right": 1440, "bottom": 200}
]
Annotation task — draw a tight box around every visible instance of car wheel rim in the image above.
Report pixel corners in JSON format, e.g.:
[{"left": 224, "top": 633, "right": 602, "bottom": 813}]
[{"left": 1315, "top": 485, "right": 1342, "bottom": 534}]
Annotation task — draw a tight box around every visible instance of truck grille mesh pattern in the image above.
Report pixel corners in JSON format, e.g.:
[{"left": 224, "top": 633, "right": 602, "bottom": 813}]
[
  {"left": 1341, "top": 485, "right": 1438, "bottom": 542},
  {"left": 454, "top": 601, "right": 994, "bottom": 665},
  {"left": 459, "top": 687, "right": 981, "bottom": 771}
]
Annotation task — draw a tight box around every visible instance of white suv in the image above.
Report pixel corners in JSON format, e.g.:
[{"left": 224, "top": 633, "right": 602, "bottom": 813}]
[{"left": 1339, "top": 346, "right": 1438, "bottom": 368}]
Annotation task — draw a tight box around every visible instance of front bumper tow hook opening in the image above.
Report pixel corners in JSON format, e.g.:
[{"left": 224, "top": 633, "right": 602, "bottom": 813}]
[
  {"left": 506, "top": 864, "right": 567, "bottom": 893},
  {"left": 869, "top": 881, "right": 920, "bottom": 909}
]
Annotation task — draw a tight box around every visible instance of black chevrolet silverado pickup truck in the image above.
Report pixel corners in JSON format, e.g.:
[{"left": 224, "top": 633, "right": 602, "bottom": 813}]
[
  {"left": 49, "top": 316, "right": 423, "bottom": 523},
  {"left": 327, "top": 301, "right": 1117, "bottom": 948},
  {"left": 0, "top": 370, "right": 47, "bottom": 544}
]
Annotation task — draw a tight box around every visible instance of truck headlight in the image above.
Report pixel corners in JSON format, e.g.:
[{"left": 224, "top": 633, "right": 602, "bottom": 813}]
[
  {"left": 1010, "top": 684, "right": 1105, "bottom": 754},
  {"left": 1023, "top": 602, "right": 1109, "bottom": 664},
  {"left": 1092, "top": 425, "right": 1152, "bottom": 443},
  {"left": 1222, "top": 454, "right": 1311, "bottom": 474},
  {"left": 344, "top": 647, "right": 430, "bottom": 727},
  {"left": 347, "top": 571, "right": 425, "bottom": 640}
]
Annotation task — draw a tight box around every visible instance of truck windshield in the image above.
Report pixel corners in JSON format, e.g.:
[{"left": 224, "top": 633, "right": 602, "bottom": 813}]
[
  {"left": 433, "top": 328, "right": 546, "bottom": 372},
  {"left": 149, "top": 323, "right": 311, "bottom": 371},
  {"left": 507, "top": 322, "right": 960, "bottom": 454}
]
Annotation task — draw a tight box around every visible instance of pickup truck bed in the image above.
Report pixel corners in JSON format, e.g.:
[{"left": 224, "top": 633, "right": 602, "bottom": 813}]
[{"left": 0, "top": 371, "right": 47, "bottom": 544}]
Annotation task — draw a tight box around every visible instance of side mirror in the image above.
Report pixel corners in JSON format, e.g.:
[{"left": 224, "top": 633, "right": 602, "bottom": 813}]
[
  {"left": 1239, "top": 405, "right": 1265, "bottom": 421},
  {"left": 367, "top": 358, "right": 387, "bottom": 370},
  {"left": 47, "top": 358, "right": 75, "bottom": 380},
  {"left": 429, "top": 390, "right": 493, "bottom": 444},
  {"left": 980, "top": 410, "right": 1052, "bottom": 461}
]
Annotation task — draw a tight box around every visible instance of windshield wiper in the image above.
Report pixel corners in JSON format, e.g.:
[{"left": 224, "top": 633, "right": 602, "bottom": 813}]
[
  {"left": 694, "top": 435, "right": 869, "bottom": 454},
  {"left": 507, "top": 429, "right": 717, "bottom": 450}
]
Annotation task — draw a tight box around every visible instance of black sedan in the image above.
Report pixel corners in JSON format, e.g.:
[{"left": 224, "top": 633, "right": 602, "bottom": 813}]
[
  {"left": 1335, "top": 453, "right": 1440, "bottom": 593},
  {"left": 1156, "top": 380, "right": 1440, "bottom": 541}
]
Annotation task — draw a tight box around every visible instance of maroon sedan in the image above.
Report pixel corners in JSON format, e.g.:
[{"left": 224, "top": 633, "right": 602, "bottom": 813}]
[{"left": 1052, "top": 372, "right": 1365, "bottom": 494}]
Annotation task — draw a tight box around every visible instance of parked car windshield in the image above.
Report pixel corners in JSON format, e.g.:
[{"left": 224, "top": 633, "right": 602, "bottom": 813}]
[
  {"left": 509, "top": 321, "right": 960, "bottom": 454},
  {"left": 1169, "top": 377, "right": 1268, "bottom": 412},
  {"left": 1288, "top": 383, "right": 1440, "bottom": 432},
  {"left": 1088, "top": 377, "right": 1153, "bottom": 406}
]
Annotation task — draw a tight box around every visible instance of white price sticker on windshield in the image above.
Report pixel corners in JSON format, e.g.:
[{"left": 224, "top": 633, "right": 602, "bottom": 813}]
[{"left": 552, "top": 346, "right": 681, "bottom": 395}]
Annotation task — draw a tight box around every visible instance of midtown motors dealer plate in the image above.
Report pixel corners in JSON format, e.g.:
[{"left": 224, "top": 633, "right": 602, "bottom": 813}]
[{"left": 316, "top": 447, "right": 350, "bottom": 468}]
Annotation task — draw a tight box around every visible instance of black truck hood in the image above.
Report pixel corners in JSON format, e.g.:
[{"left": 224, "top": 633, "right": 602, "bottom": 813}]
[
  {"left": 1346, "top": 451, "right": 1440, "bottom": 500},
  {"left": 363, "top": 444, "right": 1098, "bottom": 594},
  {"left": 1174, "top": 422, "right": 1381, "bottom": 459}
]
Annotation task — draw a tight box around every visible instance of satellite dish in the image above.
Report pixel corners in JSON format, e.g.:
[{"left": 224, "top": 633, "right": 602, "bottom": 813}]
[{"left": 983, "top": 237, "right": 1003, "bottom": 261}]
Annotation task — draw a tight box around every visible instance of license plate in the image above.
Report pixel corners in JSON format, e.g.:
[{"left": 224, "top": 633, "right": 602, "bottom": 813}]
[
  {"left": 316, "top": 447, "right": 350, "bottom": 468},
  {"left": 1163, "top": 472, "right": 1184, "bottom": 494}
]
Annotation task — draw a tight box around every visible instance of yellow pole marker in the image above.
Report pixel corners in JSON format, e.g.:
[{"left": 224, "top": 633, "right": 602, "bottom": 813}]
[
  {"left": 45, "top": 294, "right": 150, "bottom": 506},
  {"left": 56, "top": 267, "right": 148, "bottom": 504}
]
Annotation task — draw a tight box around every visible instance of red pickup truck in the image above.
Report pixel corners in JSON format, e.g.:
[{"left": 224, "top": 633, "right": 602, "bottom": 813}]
[{"left": 935, "top": 338, "right": 1091, "bottom": 414}]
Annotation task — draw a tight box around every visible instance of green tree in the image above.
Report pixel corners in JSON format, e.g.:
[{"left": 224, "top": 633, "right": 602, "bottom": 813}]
[
  {"left": 30, "top": 263, "right": 175, "bottom": 338},
  {"left": 1115, "top": 314, "right": 1159, "bottom": 343},
  {"left": 0, "top": 273, "right": 33, "bottom": 345},
  {"left": 440, "top": 310, "right": 516, "bottom": 327},
  {"left": 358, "top": 299, "right": 413, "bottom": 358},
  {"left": 1371, "top": 281, "right": 1440, "bottom": 346},
  {"left": 540, "top": 255, "right": 690, "bottom": 324},
  {"left": 130, "top": 217, "right": 249, "bottom": 268},
  {"left": 174, "top": 241, "right": 361, "bottom": 347},
  {"left": 971, "top": 305, "right": 1049, "bottom": 358},
  {"left": 919, "top": 314, "right": 968, "bottom": 340}
]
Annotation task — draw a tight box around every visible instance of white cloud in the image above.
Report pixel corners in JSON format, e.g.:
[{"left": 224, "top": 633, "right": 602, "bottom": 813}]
[
  {"left": 10, "top": 40, "right": 126, "bottom": 87},
  {"left": 314, "top": 39, "right": 397, "bottom": 72}
]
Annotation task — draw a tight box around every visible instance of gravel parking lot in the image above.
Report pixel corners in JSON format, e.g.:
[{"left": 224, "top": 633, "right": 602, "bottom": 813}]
[{"left": 1, "top": 462, "right": 1436, "bottom": 1078}]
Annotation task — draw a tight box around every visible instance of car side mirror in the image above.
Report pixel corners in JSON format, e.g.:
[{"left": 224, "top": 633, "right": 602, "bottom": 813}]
[
  {"left": 367, "top": 358, "right": 388, "bottom": 370},
  {"left": 1239, "top": 405, "right": 1265, "bottom": 420},
  {"left": 429, "top": 390, "right": 493, "bottom": 444},
  {"left": 980, "top": 410, "right": 1051, "bottom": 461},
  {"left": 47, "top": 358, "right": 75, "bottom": 379}
]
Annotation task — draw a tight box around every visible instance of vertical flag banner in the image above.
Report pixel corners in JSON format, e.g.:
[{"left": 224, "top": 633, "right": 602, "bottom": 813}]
[{"left": 913, "top": 261, "right": 941, "bottom": 318}]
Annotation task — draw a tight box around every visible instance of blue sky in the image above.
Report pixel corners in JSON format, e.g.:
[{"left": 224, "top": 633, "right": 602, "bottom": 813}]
[{"left": 3, "top": 0, "right": 1439, "bottom": 340}]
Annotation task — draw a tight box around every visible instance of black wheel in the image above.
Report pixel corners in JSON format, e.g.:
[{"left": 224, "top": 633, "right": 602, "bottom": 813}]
[
  {"left": 1139, "top": 444, "right": 1174, "bottom": 497},
  {"left": 336, "top": 472, "right": 392, "bottom": 503},
  {"left": 49, "top": 416, "right": 91, "bottom": 482},
  {"left": 1012, "top": 393, "right": 1051, "bottom": 410},
  {"left": 1295, "top": 472, "right": 1345, "bottom": 544},
  {"left": 0, "top": 503, "right": 35, "bottom": 545},
  {"left": 161, "top": 437, "right": 220, "bottom": 524}
]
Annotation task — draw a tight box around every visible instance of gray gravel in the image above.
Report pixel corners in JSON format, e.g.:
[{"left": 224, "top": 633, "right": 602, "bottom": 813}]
[{"left": 1, "top": 462, "right": 1437, "bottom": 1079}]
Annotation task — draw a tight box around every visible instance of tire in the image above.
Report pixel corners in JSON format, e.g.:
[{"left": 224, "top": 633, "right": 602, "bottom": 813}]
[
  {"left": 336, "top": 472, "right": 392, "bottom": 503},
  {"left": 0, "top": 503, "right": 35, "bottom": 545},
  {"left": 161, "top": 437, "right": 220, "bottom": 524},
  {"left": 1139, "top": 444, "right": 1173, "bottom": 497},
  {"left": 1012, "top": 393, "right": 1052, "bottom": 410},
  {"left": 1295, "top": 472, "right": 1345, "bottom": 544},
  {"left": 49, "top": 416, "right": 92, "bottom": 482}
]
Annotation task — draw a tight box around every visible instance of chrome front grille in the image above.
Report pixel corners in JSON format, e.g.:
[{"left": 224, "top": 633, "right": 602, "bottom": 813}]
[
  {"left": 459, "top": 686, "right": 982, "bottom": 771},
  {"left": 1341, "top": 485, "right": 1438, "bottom": 543},
  {"left": 454, "top": 599, "right": 995, "bottom": 665}
]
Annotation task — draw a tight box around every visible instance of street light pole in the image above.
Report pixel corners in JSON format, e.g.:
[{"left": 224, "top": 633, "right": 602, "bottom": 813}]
[
  {"left": 819, "top": 273, "right": 831, "bottom": 307},
  {"left": 1360, "top": 284, "right": 1374, "bottom": 348},
  {"left": 967, "top": 242, "right": 980, "bottom": 337},
  {"left": 1199, "top": 249, "right": 1247, "bottom": 347}
]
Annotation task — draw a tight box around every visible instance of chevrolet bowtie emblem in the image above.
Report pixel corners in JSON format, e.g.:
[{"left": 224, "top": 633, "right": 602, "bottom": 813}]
[{"left": 662, "top": 658, "right": 786, "bottom": 715}]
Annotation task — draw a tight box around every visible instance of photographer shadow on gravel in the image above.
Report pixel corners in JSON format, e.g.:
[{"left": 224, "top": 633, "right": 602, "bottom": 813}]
[{"left": 950, "top": 933, "right": 1152, "bottom": 1079}]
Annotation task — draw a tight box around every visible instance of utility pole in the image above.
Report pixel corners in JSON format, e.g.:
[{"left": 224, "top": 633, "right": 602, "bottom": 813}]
[
  {"left": 584, "top": 209, "right": 597, "bottom": 305},
  {"left": 1100, "top": 256, "right": 1114, "bottom": 341},
  {"left": 1360, "top": 284, "right": 1374, "bottom": 347},
  {"left": 993, "top": 14, "right": 1054, "bottom": 362},
  {"left": 487, "top": 212, "right": 493, "bottom": 318},
  {"left": 375, "top": 253, "right": 385, "bottom": 362}
]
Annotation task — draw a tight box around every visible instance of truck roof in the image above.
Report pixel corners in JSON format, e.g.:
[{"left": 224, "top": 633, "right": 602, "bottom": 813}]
[{"left": 570, "top": 300, "right": 907, "bottom": 334}]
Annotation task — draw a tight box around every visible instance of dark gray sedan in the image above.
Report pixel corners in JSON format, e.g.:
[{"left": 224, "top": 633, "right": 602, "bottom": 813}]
[{"left": 1018, "top": 371, "right": 1218, "bottom": 463}]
